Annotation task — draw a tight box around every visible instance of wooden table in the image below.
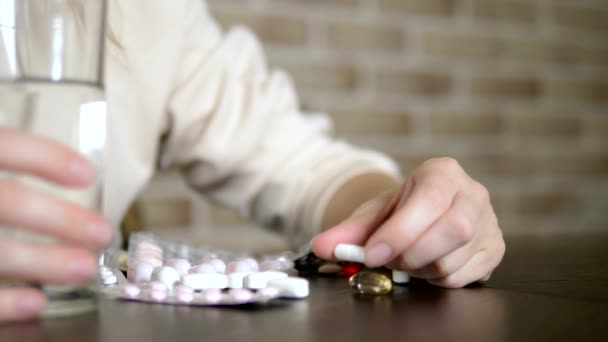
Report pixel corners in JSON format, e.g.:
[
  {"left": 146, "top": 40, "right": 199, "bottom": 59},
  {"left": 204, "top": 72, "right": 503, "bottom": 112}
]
[{"left": 1, "top": 233, "right": 607, "bottom": 341}]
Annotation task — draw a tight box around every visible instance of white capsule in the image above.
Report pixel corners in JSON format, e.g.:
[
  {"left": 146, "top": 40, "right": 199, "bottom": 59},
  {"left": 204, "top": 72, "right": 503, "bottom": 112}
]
[
  {"left": 165, "top": 258, "right": 191, "bottom": 277},
  {"left": 151, "top": 266, "right": 181, "bottom": 289},
  {"left": 182, "top": 273, "right": 228, "bottom": 290},
  {"left": 267, "top": 277, "right": 309, "bottom": 299},
  {"left": 102, "top": 274, "right": 118, "bottom": 285},
  {"left": 227, "top": 272, "right": 252, "bottom": 288},
  {"left": 244, "top": 271, "right": 288, "bottom": 289},
  {"left": 189, "top": 263, "right": 217, "bottom": 274},
  {"left": 334, "top": 243, "right": 365, "bottom": 263},
  {"left": 130, "top": 261, "right": 155, "bottom": 283},
  {"left": 226, "top": 261, "right": 253, "bottom": 274},
  {"left": 99, "top": 268, "right": 114, "bottom": 278},
  {"left": 392, "top": 270, "right": 410, "bottom": 284}
]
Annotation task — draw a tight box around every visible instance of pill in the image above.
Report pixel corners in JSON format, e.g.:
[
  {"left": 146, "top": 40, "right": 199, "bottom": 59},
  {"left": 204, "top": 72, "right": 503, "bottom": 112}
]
[
  {"left": 226, "top": 261, "right": 253, "bottom": 274},
  {"left": 182, "top": 273, "right": 228, "bottom": 290},
  {"left": 285, "top": 268, "right": 299, "bottom": 277},
  {"left": 99, "top": 268, "right": 114, "bottom": 278},
  {"left": 227, "top": 272, "right": 252, "bottom": 288},
  {"left": 123, "top": 284, "right": 141, "bottom": 298},
  {"left": 208, "top": 259, "right": 226, "bottom": 274},
  {"left": 135, "top": 257, "right": 162, "bottom": 268},
  {"left": 149, "top": 281, "right": 168, "bottom": 292},
  {"left": 349, "top": 271, "right": 392, "bottom": 295},
  {"left": 334, "top": 244, "right": 365, "bottom": 263},
  {"left": 174, "top": 284, "right": 194, "bottom": 294},
  {"left": 257, "top": 287, "right": 280, "bottom": 299},
  {"left": 151, "top": 266, "right": 181, "bottom": 289},
  {"left": 259, "top": 260, "right": 287, "bottom": 272},
  {"left": 130, "top": 261, "right": 155, "bottom": 283},
  {"left": 165, "top": 258, "right": 191, "bottom": 277},
  {"left": 238, "top": 258, "right": 259, "bottom": 272},
  {"left": 102, "top": 274, "right": 118, "bottom": 285},
  {"left": 228, "top": 289, "right": 253, "bottom": 303},
  {"left": 149, "top": 289, "right": 167, "bottom": 302},
  {"left": 318, "top": 263, "right": 341, "bottom": 275},
  {"left": 267, "top": 277, "right": 309, "bottom": 299},
  {"left": 201, "top": 288, "right": 223, "bottom": 304},
  {"left": 176, "top": 292, "right": 194, "bottom": 304},
  {"left": 244, "top": 271, "right": 288, "bottom": 289},
  {"left": 189, "top": 263, "right": 217, "bottom": 274},
  {"left": 341, "top": 262, "right": 364, "bottom": 277},
  {"left": 392, "top": 270, "right": 410, "bottom": 284}
]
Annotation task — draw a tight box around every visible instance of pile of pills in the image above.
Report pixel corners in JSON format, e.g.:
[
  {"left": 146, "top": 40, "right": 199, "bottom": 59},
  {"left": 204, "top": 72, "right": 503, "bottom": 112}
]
[{"left": 100, "top": 234, "right": 309, "bottom": 307}]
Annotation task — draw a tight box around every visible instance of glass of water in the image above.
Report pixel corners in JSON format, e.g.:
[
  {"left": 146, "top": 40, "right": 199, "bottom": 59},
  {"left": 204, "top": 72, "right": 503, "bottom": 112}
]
[{"left": 0, "top": 0, "right": 107, "bottom": 317}]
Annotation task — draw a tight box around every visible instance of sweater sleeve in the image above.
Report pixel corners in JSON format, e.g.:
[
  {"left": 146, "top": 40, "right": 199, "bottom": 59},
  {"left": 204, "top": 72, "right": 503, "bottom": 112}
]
[{"left": 162, "top": 0, "right": 401, "bottom": 249}]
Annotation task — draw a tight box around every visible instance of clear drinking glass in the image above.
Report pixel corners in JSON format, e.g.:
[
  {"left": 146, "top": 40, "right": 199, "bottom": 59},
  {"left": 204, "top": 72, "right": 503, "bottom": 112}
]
[{"left": 0, "top": 0, "right": 107, "bottom": 317}]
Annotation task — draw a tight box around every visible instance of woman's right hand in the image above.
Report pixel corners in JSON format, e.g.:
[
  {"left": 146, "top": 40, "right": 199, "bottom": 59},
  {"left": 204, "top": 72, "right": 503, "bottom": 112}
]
[{"left": 0, "top": 127, "right": 112, "bottom": 323}]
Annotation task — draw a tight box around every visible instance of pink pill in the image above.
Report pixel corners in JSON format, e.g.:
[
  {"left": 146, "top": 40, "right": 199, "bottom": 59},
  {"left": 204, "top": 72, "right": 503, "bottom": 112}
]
[
  {"left": 226, "top": 261, "right": 252, "bottom": 274},
  {"left": 150, "top": 290, "right": 167, "bottom": 302},
  {"left": 189, "top": 263, "right": 217, "bottom": 274},
  {"left": 174, "top": 285, "right": 194, "bottom": 295},
  {"left": 201, "top": 288, "right": 223, "bottom": 304},
  {"left": 257, "top": 287, "right": 280, "bottom": 299},
  {"left": 259, "top": 260, "right": 286, "bottom": 272},
  {"left": 123, "top": 284, "right": 141, "bottom": 298},
  {"left": 229, "top": 289, "right": 253, "bottom": 303},
  {"left": 149, "top": 281, "right": 168, "bottom": 292},
  {"left": 176, "top": 292, "right": 194, "bottom": 304}
]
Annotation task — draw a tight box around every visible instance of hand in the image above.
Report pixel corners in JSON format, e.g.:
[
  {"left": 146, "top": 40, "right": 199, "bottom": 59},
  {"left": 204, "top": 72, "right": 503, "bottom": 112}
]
[
  {"left": 0, "top": 128, "right": 111, "bottom": 323},
  {"left": 311, "top": 157, "right": 505, "bottom": 288}
]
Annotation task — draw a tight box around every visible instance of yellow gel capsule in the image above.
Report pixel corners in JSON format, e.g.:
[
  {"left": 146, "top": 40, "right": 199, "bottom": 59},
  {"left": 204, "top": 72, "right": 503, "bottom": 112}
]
[{"left": 349, "top": 271, "right": 392, "bottom": 295}]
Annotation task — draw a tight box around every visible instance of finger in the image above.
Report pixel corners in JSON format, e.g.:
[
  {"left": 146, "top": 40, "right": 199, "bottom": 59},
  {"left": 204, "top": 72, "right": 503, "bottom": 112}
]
[
  {"left": 364, "top": 174, "right": 459, "bottom": 268},
  {"left": 427, "top": 239, "right": 505, "bottom": 288},
  {"left": 0, "top": 127, "right": 95, "bottom": 186},
  {"left": 311, "top": 183, "right": 407, "bottom": 261},
  {"left": 396, "top": 192, "right": 482, "bottom": 271},
  {"left": 0, "top": 237, "right": 97, "bottom": 285},
  {"left": 0, "top": 287, "right": 47, "bottom": 323},
  {"left": 0, "top": 180, "right": 111, "bottom": 249},
  {"left": 401, "top": 241, "right": 477, "bottom": 280}
]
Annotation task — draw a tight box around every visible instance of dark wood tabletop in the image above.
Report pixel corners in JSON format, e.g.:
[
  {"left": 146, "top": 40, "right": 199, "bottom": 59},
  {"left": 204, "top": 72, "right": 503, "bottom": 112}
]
[{"left": 1, "top": 233, "right": 607, "bottom": 342}]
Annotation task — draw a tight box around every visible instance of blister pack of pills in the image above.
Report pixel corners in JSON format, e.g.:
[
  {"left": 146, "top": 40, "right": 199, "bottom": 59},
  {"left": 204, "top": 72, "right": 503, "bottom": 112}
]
[{"left": 99, "top": 233, "right": 310, "bottom": 307}]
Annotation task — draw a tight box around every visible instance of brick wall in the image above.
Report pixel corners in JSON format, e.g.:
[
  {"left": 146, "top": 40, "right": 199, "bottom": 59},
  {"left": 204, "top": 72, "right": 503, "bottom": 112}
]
[{"left": 137, "top": 0, "right": 608, "bottom": 236}]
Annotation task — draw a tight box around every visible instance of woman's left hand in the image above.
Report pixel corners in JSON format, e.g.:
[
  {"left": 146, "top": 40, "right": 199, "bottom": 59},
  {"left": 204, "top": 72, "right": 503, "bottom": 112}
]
[{"left": 311, "top": 157, "right": 505, "bottom": 288}]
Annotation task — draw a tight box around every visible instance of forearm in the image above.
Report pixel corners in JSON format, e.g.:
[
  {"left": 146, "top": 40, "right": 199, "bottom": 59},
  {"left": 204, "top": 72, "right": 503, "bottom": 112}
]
[{"left": 320, "top": 172, "right": 401, "bottom": 230}]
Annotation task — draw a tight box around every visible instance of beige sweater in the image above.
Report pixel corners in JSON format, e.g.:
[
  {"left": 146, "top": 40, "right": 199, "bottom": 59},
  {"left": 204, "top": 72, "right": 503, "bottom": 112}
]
[{"left": 103, "top": 0, "right": 400, "bottom": 248}]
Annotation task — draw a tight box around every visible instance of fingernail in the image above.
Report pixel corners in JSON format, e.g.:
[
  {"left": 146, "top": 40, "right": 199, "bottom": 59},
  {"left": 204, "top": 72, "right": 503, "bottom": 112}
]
[
  {"left": 70, "top": 259, "right": 95, "bottom": 281},
  {"left": 69, "top": 158, "right": 95, "bottom": 183},
  {"left": 19, "top": 296, "right": 46, "bottom": 316},
  {"left": 88, "top": 219, "right": 111, "bottom": 246},
  {"left": 365, "top": 242, "right": 392, "bottom": 267}
]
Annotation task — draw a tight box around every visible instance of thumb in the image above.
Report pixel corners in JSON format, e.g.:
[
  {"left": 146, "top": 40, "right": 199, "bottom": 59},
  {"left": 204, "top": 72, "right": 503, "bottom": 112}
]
[{"left": 310, "top": 186, "right": 404, "bottom": 261}]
